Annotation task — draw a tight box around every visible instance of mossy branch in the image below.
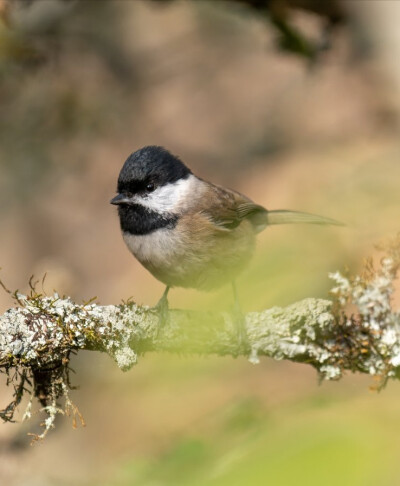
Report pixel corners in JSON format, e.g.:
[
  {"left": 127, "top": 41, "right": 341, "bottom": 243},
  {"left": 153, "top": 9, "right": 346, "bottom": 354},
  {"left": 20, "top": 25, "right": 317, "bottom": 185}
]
[{"left": 1, "top": 236, "right": 400, "bottom": 440}]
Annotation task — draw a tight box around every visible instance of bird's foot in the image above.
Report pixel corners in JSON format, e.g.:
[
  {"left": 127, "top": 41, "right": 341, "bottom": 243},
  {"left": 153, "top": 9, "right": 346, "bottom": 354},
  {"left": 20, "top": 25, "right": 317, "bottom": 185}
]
[
  {"left": 231, "top": 302, "right": 250, "bottom": 357},
  {"left": 231, "top": 282, "right": 250, "bottom": 356},
  {"left": 153, "top": 287, "right": 170, "bottom": 337}
]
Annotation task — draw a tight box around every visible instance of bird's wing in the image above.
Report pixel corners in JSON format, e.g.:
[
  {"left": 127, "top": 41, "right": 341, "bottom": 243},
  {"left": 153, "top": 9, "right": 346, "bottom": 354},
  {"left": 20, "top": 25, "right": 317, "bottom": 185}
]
[
  {"left": 198, "top": 184, "right": 343, "bottom": 233},
  {"left": 199, "top": 185, "right": 267, "bottom": 231}
]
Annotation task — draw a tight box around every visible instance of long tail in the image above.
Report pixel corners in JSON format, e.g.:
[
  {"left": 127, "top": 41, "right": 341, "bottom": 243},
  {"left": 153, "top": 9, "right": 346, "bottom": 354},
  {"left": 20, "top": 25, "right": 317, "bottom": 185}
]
[{"left": 266, "top": 209, "right": 344, "bottom": 226}]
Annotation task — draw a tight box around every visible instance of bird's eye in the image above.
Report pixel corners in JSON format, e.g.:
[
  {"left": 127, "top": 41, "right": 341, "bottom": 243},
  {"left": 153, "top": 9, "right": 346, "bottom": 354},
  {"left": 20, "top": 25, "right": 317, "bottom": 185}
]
[{"left": 146, "top": 183, "right": 155, "bottom": 192}]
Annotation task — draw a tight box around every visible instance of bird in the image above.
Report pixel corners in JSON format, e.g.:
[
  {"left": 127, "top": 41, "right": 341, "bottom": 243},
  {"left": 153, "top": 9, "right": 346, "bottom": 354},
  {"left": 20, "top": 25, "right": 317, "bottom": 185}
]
[{"left": 111, "top": 145, "right": 342, "bottom": 345}]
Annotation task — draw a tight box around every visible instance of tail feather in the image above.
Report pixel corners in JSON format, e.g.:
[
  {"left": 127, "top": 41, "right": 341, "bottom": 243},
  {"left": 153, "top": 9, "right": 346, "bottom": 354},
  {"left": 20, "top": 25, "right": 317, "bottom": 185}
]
[{"left": 266, "top": 209, "right": 344, "bottom": 227}]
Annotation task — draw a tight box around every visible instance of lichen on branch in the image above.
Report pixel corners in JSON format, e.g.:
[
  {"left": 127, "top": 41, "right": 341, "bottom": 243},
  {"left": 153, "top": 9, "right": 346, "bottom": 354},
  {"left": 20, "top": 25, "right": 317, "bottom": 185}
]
[{"left": 0, "top": 236, "right": 400, "bottom": 441}]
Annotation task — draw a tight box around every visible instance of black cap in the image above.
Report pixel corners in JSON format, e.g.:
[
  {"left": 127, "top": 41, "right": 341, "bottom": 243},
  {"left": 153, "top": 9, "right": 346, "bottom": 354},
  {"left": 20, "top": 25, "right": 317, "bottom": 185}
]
[{"left": 117, "top": 146, "right": 191, "bottom": 194}]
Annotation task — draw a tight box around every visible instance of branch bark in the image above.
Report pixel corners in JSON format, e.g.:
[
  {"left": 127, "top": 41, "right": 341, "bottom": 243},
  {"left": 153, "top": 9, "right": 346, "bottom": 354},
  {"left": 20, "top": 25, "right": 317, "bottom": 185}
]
[{"left": 1, "top": 295, "right": 338, "bottom": 373}]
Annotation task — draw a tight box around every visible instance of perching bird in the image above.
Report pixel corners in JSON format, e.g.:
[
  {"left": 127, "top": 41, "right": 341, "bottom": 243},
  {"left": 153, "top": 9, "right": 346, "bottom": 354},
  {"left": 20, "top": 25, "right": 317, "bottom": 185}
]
[{"left": 111, "top": 146, "right": 341, "bottom": 339}]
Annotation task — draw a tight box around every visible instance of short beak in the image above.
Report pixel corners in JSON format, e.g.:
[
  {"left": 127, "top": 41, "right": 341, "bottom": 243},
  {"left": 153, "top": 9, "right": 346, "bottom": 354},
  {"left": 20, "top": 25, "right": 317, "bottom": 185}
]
[{"left": 110, "top": 193, "right": 132, "bottom": 205}]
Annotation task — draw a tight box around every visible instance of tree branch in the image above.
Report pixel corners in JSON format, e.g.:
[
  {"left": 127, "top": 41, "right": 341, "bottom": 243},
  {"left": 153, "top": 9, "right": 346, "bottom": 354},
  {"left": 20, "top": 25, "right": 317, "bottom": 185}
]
[
  {"left": 0, "top": 294, "right": 337, "bottom": 371},
  {"left": 1, "top": 235, "right": 400, "bottom": 440}
]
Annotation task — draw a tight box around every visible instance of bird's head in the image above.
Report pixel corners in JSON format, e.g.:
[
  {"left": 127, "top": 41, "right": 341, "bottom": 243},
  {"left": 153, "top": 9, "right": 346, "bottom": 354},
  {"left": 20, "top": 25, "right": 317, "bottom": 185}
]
[{"left": 110, "top": 146, "right": 192, "bottom": 214}]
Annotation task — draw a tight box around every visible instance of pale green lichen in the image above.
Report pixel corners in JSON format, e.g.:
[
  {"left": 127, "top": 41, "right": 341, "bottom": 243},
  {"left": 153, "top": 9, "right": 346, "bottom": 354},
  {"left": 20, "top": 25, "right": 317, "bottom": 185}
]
[
  {"left": 0, "top": 289, "right": 146, "bottom": 437},
  {"left": 246, "top": 298, "right": 337, "bottom": 377},
  {"left": 329, "top": 239, "right": 400, "bottom": 384},
  {"left": 0, "top": 295, "right": 145, "bottom": 371}
]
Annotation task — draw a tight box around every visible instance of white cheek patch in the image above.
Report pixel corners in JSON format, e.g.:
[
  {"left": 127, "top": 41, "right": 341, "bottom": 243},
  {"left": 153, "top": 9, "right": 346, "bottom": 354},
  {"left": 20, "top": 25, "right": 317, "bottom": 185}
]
[{"left": 136, "top": 175, "right": 196, "bottom": 214}]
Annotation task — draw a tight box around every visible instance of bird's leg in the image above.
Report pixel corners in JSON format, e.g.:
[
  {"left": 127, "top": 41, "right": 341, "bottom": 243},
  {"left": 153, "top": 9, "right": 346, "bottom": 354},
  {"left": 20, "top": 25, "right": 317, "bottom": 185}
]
[
  {"left": 231, "top": 281, "right": 249, "bottom": 355},
  {"left": 154, "top": 285, "right": 170, "bottom": 332}
]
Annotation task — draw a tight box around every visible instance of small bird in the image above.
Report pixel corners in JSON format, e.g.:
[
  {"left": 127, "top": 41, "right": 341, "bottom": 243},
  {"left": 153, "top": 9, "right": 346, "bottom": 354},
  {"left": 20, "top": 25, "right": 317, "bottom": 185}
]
[{"left": 111, "top": 146, "right": 341, "bottom": 342}]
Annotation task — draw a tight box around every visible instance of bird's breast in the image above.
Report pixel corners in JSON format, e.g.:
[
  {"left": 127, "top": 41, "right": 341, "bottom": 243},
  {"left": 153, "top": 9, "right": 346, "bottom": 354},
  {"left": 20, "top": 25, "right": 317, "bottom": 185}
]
[
  {"left": 122, "top": 216, "right": 256, "bottom": 290},
  {"left": 122, "top": 227, "right": 183, "bottom": 269}
]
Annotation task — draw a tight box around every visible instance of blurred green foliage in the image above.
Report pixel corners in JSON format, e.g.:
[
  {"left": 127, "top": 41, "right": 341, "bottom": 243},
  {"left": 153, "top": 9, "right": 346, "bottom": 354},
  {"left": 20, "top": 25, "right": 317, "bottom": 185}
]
[{"left": 97, "top": 389, "right": 394, "bottom": 486}]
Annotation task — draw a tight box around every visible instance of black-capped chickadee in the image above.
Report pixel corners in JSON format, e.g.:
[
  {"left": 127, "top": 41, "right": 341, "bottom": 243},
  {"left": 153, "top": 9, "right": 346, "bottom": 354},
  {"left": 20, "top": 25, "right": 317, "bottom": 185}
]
[{"left": 111, "top": 146, "right": 341, "bottom": 338}]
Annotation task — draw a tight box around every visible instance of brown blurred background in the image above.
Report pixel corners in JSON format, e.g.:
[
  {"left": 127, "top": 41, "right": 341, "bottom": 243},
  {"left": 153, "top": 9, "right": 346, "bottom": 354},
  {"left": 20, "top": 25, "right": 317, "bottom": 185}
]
[{"left": 1, "top": 1, "right": 400, "bottom": 485}]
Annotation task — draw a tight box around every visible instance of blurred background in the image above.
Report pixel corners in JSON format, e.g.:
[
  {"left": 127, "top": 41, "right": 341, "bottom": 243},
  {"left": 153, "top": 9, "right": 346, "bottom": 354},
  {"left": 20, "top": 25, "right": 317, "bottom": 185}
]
[{"left": 1, "top": 0, "right": 400, "bottom": 484}]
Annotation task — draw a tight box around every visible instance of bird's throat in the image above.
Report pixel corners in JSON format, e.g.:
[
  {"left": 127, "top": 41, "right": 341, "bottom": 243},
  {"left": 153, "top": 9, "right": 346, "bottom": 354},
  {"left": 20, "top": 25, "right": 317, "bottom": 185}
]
[{"left": 118, "top": 204, "right": 178, "bottom": 235}]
